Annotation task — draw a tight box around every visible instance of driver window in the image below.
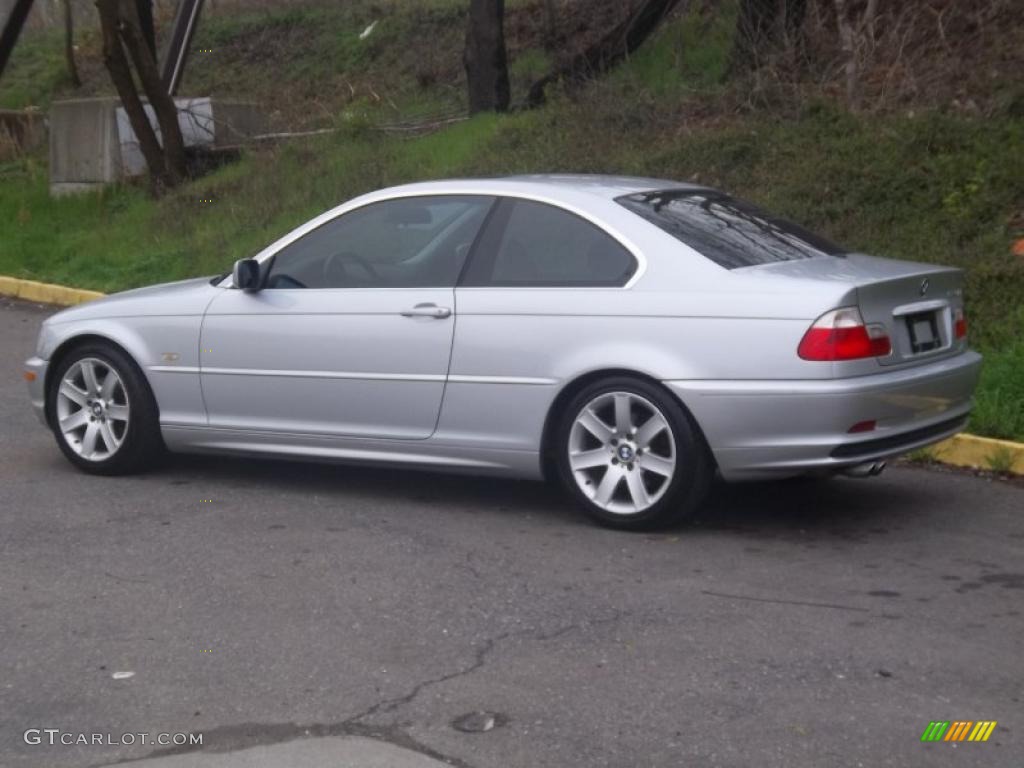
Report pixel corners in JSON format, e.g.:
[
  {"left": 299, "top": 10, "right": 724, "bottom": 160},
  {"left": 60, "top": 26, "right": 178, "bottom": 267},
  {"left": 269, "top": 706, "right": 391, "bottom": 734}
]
[{"left": 265, "top": 195, "right": 494, "bottom": 289}]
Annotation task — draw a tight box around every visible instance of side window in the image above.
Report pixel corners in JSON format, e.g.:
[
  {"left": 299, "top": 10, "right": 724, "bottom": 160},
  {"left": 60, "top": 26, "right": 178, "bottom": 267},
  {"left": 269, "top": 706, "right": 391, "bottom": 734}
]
[
  {"left": 461, "top": 199, "right": 636, "bottom": 287},
  {"left": 265, "top": 195, "right": 494, "bottom": 289}
]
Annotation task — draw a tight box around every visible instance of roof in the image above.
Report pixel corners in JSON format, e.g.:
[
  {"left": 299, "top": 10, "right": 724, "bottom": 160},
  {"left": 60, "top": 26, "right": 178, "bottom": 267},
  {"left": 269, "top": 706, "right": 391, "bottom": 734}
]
[
  {"left": 367, "top": 174, "right": 709, "bottom": 202},
  {"left": 502, "top": 174, "right": 709, "bottom": 196}
]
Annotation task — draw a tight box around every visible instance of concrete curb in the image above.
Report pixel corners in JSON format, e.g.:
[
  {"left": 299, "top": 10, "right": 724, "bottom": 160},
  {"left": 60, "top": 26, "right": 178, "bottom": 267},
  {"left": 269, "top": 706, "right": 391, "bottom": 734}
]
[
  {"left": 2, "top": 274, "right": 1022, "bottom": 476},
  {"left": 0, "top": 275, "right": 105, "bottom": 306},
  {"left": 929, "top": 433, "right": 1024, "bottom": 475}
]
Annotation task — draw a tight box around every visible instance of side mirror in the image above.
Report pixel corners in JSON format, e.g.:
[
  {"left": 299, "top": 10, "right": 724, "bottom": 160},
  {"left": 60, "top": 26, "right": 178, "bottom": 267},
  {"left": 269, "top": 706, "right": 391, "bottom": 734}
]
[{"left": 232, "top": 258, "right": 261, "bottom": 293}]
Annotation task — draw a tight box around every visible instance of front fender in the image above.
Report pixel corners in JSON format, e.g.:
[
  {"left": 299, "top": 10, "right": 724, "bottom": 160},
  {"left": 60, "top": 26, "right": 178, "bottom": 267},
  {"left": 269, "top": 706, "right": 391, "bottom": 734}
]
[{"left": 40, "top": 316, "right": 207, "bottom": 428}]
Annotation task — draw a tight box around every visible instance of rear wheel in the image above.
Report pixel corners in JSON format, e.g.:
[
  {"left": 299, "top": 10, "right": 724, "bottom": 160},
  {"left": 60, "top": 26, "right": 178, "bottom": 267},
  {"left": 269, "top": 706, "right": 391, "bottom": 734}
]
[
  {"left": 47, "top": 343, "right": 164, "bottom": 475},
  {"left": 554, "top": 377, "right": 712, "bottom": 530}
]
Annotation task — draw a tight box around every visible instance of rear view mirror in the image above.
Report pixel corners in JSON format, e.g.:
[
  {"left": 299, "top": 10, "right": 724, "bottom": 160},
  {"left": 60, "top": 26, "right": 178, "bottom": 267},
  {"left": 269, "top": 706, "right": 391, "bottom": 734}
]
[{"left": 232, "top": 258, "right": 261, "bottom": 293}]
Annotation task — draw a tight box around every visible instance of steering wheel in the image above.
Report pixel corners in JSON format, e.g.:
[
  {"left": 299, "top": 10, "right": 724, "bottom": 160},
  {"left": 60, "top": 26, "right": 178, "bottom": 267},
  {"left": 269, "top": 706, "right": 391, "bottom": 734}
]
[{"left": 323, "top": 251, "right": 379, "bottom": 285}]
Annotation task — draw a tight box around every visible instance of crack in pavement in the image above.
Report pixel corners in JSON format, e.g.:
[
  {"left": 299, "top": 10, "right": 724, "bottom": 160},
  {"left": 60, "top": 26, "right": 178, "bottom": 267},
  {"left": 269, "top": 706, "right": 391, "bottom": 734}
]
[
  {"left": 345, "top": 633, "right": 512, "bottom": 725},
  {"left": 103, "top": 608, "right": 629, "bottom": 768},
  {"left": 701, "top": 589, "right": 871, "bottom": 612},
  {"left": 346, "top": 607, "right": 630, "bottom": 726}
]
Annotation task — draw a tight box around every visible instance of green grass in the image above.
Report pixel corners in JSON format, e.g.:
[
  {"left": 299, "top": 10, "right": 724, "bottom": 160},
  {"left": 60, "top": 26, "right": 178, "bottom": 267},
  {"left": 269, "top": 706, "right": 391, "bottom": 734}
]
[
  {"left": 984, "top": 444, "right": 1017, "bottom": 474},
  {"left": 971, "top": 339, "right": 1024, "bottom": 442},
  {"left": 0, "top": 1, "right": 471, "bottom": 121},
  {"left": 0, "top": 1, "right": 1021, "bottom": 441},
  {"left": 609, "top": 2, "right": 736, "bottom": 96},
  {"left": 178, "top": 4, "right": 469, "bottom": 122},
  {"left": 0, "top": 28, "right": 71, "bottom": 109}
]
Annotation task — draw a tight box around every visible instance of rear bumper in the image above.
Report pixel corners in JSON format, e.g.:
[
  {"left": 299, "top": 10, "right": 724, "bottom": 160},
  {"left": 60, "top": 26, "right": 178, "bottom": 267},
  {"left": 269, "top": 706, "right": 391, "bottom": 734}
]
[{"left": 666, "top": 350, "right": 982, "bottom": 481}]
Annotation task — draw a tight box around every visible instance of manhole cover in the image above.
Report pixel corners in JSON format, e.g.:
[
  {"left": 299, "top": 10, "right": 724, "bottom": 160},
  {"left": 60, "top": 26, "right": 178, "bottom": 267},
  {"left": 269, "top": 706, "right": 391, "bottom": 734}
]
[{"left": 451, "top": 711, "right": 508, "bottom": 733}]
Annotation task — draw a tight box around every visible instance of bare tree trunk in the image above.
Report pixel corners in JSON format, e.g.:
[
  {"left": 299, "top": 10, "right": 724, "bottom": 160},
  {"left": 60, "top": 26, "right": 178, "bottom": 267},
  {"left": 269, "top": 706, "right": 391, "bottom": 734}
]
[
  {"left": 96, "top": 0, "right": 187, "bottom": 192},
  {"left": 62, "top": 0, "right": 81, "bottom": 87},
  {"left": 527, "top": 0, "right": 682, "bottom": 107},
  {"left": 135, "top": 0, "right": 156, "bottom": 58},
  {"left": 0, "top": 0, "right": 35, "bottom": 79},
  {"left": 97, "top": 0, "right": 172, "bottom": 190},
  {"left": 118, "top": 0, "right": 187, "bottom": 183},
  {"left": 464, "top": 0, "right": 510, "bottom": 114}
]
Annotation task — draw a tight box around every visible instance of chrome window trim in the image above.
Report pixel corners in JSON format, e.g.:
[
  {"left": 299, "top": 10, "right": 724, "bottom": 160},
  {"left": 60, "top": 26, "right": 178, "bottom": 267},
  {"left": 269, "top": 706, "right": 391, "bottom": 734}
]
[{"left": 219, "top": 188, "right": 647, "bottom": 290}]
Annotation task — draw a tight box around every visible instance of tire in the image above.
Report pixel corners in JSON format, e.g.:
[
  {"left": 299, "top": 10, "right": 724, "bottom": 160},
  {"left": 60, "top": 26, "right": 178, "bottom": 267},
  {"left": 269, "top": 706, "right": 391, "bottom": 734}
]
[
  {"left": 47, "top": 342, "right": 164, "bottom": 475},
  {"left": 554, "top": 376, "right": 712, "bottom": 530}
]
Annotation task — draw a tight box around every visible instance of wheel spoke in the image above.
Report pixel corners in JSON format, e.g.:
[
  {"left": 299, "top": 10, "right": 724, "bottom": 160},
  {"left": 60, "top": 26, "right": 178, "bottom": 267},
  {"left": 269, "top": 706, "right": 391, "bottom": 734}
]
[
  {"left": 577, "top": 408, "right": 613, "bottom": 443},
  {"left": 624, "top": 469, "right": 650, "bottom": 509},
  {"left": 59, "top": 410, "right": 89, "bottom": 433},
  {"left": 59, "top": 380, "right": 88, "bottom": 406},
  {"left": 100, "top": 369, "right": 118, "bottom": 399},
  {"left": 570, "top": 448, "right": 608, "bottom": 471},
  {"left": 594, "top": 465, "right": 623, "bottom": 506},
  {"left": 613, "top": 393, "right": 633, "bottom": 434},
  {"left": 638, "top": 452, "right": 674, "bottom": 477},
  {"left": 81, "top": 422, "right": 100, "bottom": 456},
  {"left": 106, "top": 404, "right": 129, "bottom": 422},
  {"left": 98, "top": 421, "right": 119, "bottom": 452},
  {"left": 81, "top": 361, "right": 101, "bottom": 396},
  {"left": 635, "top": 412, "right": 668, "bottom": 450}
]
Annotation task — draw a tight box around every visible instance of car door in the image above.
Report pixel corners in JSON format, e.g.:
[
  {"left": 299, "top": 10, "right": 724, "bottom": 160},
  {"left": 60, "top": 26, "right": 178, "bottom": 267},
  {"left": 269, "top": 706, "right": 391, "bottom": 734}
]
[
  {"left": 441, "top": 197, "right": 641, "bottom": 449},
  {"left": 200, "top": 194, "right": 495, "bottom": 440}
]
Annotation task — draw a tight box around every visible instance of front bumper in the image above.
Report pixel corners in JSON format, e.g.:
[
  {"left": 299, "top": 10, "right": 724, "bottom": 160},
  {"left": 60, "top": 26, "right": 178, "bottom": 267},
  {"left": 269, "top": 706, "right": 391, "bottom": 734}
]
[
  {"left": 666, "top": 350, "right": 983, "bottom": 481},
  {"left": 25, "top": 356, "right": 49, "bottom": 427}
]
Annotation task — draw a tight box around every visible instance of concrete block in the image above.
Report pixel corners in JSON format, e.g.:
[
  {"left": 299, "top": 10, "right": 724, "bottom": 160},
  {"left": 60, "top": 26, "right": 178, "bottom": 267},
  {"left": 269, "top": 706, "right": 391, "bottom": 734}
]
[
  {"left": 48, "top": 96, "right": 266, "bottom": 195},
  {"left": 49, "top": 98, "right": 121, "bottom": 195}
]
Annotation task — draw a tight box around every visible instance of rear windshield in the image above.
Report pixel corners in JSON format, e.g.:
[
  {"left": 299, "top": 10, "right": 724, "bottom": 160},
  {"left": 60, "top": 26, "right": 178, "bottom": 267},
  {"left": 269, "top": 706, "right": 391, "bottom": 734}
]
[{"left": 617, "top": 190, "right": 847, "bottom": 269}]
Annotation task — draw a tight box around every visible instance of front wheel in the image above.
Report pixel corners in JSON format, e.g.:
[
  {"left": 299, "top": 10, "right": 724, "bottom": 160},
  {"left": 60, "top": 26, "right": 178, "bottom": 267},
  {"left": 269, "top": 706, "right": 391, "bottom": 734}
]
[
  {"left": 555, "top": 377, "right": 712, "bottom": 530},
  {"left": 47, "top": 344, "right": 164, "bottom": 475}
]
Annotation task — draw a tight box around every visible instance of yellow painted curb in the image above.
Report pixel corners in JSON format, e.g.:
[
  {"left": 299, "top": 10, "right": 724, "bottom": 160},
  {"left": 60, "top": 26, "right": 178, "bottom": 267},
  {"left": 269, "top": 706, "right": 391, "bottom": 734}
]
[
  {"left": 929, "top": 433, "right": 1024, "bottom": 475},
  {"left": 0, "top": 275, "right": 105, "bottom": 306}
]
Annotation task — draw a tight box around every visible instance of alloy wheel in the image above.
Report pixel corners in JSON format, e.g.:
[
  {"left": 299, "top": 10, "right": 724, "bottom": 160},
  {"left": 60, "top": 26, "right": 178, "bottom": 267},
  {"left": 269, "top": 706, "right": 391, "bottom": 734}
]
[
  {"left": 567, "top": 391, "right": 677, "bottom": 515},
  {"left": 55, "top": 357, "right": 131, "bottom": 461}
]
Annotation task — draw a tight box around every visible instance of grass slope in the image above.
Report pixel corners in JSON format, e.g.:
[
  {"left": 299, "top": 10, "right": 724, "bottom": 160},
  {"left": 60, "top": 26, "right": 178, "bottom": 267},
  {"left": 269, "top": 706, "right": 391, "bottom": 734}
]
[{"left": 0, "top": 4, "right": 1021, "bottom": 439}]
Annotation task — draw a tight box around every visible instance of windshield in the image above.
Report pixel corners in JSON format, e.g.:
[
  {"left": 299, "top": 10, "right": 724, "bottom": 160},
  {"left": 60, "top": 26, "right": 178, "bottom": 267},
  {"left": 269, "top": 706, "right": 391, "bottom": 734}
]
[{"left": 617, "top": 190, "right": 847, "bottom": 269}]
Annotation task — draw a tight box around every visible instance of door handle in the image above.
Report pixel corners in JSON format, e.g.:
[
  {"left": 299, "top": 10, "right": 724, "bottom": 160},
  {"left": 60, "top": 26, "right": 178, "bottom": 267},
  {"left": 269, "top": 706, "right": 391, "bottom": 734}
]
[{"left": 400, "top": 303, "right": 451, "bottom": 319}]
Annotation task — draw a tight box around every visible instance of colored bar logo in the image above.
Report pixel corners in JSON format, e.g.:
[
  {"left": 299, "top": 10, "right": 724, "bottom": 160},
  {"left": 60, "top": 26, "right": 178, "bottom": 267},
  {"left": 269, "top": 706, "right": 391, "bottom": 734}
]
[{"left": 921, "top": 721, "right": 997, "bottom": 742}]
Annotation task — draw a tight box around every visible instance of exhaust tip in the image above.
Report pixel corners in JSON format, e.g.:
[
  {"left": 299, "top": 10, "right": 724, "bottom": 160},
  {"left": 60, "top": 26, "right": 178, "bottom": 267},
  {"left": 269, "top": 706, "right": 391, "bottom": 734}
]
[{"left": 842, "top": 461, "right": 886, "bottom": 478}]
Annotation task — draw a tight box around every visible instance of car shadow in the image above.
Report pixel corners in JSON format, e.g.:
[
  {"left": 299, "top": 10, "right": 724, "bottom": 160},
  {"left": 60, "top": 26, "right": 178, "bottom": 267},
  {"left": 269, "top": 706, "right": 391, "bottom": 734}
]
[
  {"left": 161, "top": 451, "right": 576, "bottom": 521},
  {"left": 158, "top": 452, "right": 925, "bottom": 539},
  {"left": 694, "top": 474, "right": 929, "bottom": 542}
]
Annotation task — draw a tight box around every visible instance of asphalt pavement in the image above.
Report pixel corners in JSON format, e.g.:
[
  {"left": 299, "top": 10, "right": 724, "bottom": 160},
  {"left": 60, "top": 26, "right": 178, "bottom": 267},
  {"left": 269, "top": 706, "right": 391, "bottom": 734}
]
[{"left": 1, "top": 297, "right": 1021, "bottom": 768}]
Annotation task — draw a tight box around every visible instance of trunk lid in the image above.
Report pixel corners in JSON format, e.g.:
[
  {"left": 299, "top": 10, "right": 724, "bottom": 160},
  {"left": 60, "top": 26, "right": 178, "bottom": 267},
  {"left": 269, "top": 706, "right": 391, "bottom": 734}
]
[{"left": 744, "top": 253, "right": 967, "bottom": 368}]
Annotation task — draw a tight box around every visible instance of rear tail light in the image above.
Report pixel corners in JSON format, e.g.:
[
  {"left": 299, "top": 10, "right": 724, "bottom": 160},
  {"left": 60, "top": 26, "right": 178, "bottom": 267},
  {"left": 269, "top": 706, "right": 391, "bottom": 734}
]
[
  {"left": 798, "top": 307, "right": 892, "bottom": 361},
  {"left": 848, "top": 420, "right": 877, "bottom": 433},
  {"left": 954, "top": 307, "right": 968, "bottom": 339}
]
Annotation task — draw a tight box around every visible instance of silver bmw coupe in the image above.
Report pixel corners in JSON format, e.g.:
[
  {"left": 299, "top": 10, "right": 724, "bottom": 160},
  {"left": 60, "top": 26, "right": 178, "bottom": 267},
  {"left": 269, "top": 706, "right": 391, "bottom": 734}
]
[{"left": 25, "top": 176, "right": 981, "bottom": 528}]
